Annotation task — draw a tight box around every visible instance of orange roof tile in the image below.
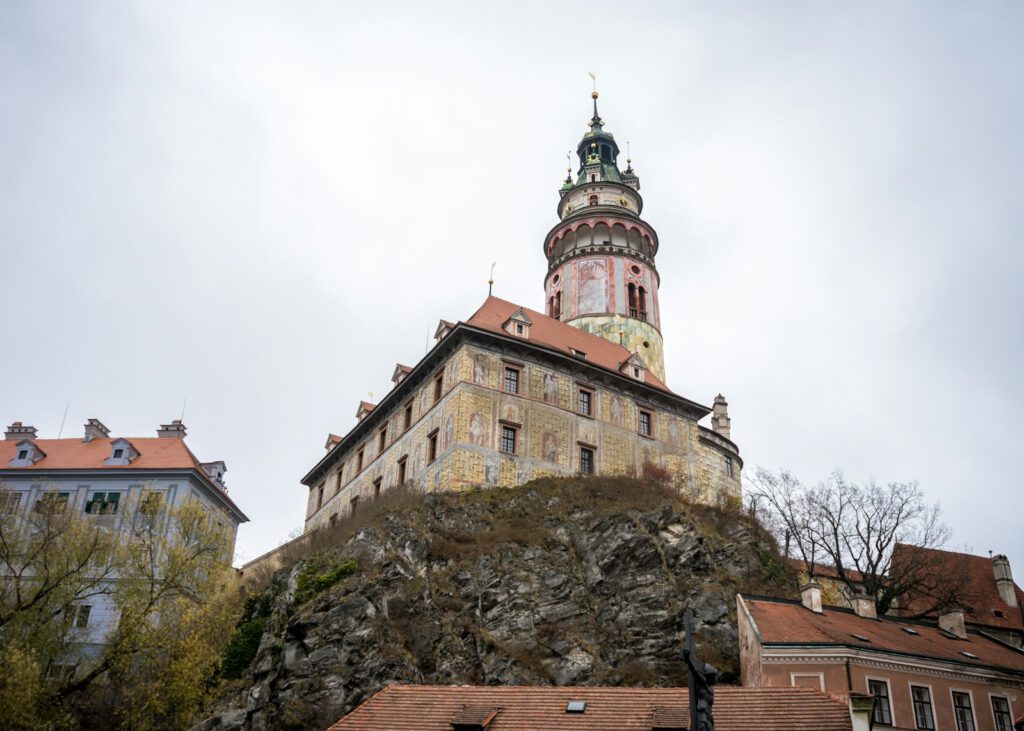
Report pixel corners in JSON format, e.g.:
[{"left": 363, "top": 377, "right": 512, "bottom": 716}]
[
  {"left": 892, "top": 544, "right": 1024, "bottom": 632},
  {"left": 329, "top": 685, "right": 853, "bottom": 731},
  {"left": 1, "top": 437, "right": 205, "bottom": 471},
  {"left": 0, "top": 436, "right": 248, "bottom": 521},
  {"left": 465, "top": 296, "right": 674, "bottom": 393},
  {"left": 743, "top": 596, "right": 1024, "bottom": 673}
]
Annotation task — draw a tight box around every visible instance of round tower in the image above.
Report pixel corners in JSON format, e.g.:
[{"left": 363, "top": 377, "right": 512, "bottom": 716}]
[{"left": 543, "top": 91, "right": 666, "bottom": 382}]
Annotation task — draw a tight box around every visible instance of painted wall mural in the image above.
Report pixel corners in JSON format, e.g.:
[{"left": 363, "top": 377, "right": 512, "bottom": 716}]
[
  {"left": 543, "top": 430, "right": 559, "bottom": 463},
  {"left": 468, "top": 412, "right": 488, "bottom": 447},
  {"left": 577, "top": 259, "right": 608, "bottom": 314},
  {"left": 543, "top": 373, "right": 558, "bottom": 403},
  {"left": 473, "top": 353, "right": 489, "bottom": 385}
]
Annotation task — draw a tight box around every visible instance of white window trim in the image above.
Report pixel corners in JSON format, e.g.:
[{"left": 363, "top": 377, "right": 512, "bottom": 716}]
[
  {"left": 866, "top": 676, "right": 896, "bottom": 728},
  {"left": 789, "top": 672, "right": 824, "bottom": 692},
  {"left": 949, "top": 687, "right": 978, "bottom": 731},
  {"left": 907, "top": 681, "right": 938, "bottom": 731},
  {"left": 987, "top": 692, "right": 1014, "bottom": 731}
]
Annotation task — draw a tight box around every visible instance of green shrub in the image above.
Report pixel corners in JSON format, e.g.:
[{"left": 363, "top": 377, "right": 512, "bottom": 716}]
[{"left": 294, "top": 560, "right": 357, "bottom": 605}]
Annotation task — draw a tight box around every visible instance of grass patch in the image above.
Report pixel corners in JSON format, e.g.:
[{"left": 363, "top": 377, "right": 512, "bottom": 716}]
[{"left": 294, "top": 559, "right": 357, "bottom": 605}]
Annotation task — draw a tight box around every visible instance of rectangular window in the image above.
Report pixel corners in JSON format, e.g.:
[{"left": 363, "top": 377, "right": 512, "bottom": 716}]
[
  {"left": 356, "top": 448, "right": 364, "bottom": 472},
  {"left": 578, "top": 389, "right": 592, "bottom": 416},
  {"left": 335, "top": 463, "right": 345, "bottom": 493},
  {"left": 350, "top": 495, "right": 359, "bottom": 516},
  {"left": 639, "top": 410, "right": 652, "bottom": 436},
  {"left": 953, "top": 691, "right": 976, "bottom": 731},
  {"left": 724, "top": 456, "right": 734, "bottom": 478},
  {"left": 579, "top": 446, "right": 595, "bottom": 475},
  {"left": 373, "top": 477, "right": 382, "bottom": 499},
  {"left": 0, "top": 490, "right": 21, "bottom": 514},
  {"left": 434, "top": 374, "right": 443, "bottom": 403},
  {"left": 911, "top": 686, "right": 935, "bottom": 730},
  {"left": 397, "top": 456, "right": 407, "bottom": 486},
  {"left": 500, "top": 425, "right": 517, "bottom": 454},
  {"left": 378, "top": 426, "right": 387, "bottom": 451},
  {"left": 503, "top": 366, "right": 519, "bottom": 394},
  {"left": 991, "top": 697, "right": 1012, "bottom": 731},
  {"left": 868, "top": 680, "right": 892, "bottom": 725},
  {"left": 36, "top": 491, "right": 69, "bottom": 514},
  {"left": 316, "top": 485, "right": 324, "bottom": 509},
  {"left": 428, "top": 430, "right": 438, "bottom": 463},
  {"left": 404, "top": 402, "right": 413, "bottom": 430},
  {"left": 85, "top": 492, "right": 120, "bottom": 515},
  {"left": 74, "top": 604, "right": 91, "bottom": 629},
  {"left": 112, "top": 448, "right": 124, "bottom": 459},
  {"left": 17, "top": 449, "right": 28, "bottom": 460}
]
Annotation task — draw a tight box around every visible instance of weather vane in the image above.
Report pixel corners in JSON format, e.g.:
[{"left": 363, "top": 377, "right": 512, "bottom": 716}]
[{"left": 488, "top": 261, "right": 496, "bottom": 296}]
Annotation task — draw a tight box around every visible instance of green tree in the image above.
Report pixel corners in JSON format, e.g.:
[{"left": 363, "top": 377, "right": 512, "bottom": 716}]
[{"left": 0, "top": 485, "right": 241, "bottom": 729}]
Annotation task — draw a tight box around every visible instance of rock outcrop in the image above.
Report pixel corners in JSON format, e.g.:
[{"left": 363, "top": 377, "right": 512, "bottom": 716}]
[{"left": 197, "top": 477, "right": 795, "bottom": 731}]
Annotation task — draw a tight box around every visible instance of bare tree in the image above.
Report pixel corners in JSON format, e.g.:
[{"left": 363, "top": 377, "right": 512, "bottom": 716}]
[{"left": 747, "top": 468, "right": 963, "bottom": 615}]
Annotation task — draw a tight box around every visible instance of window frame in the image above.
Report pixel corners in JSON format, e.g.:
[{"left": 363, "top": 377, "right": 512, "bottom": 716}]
[
  {"left": 500, "top": 424, "right": 517, "bottom": 455},
  {"left": 578, "top": 444, "right": 596, "bottom": 475},
  {"left": 433, "top": 373, "right": 444, "bottom": 403},
  {"left": 74, "top": 604, "right": 91, "bottom": 629},
  {"left": 0, "top": 489, "right": 22, "bottom": 514},
  {"left": 85, "top": 491, "right": 120, "bottom": 515},
  {"left": 427, "top": 429, "right": 439, "bottom": 464},
  {"left": 989, "top": 694, "right": 1013, "bottom": 731},
  {"left": 378, "top": 425, "right": 387, "bottom": 451},
  {"left": 578, "top": 387, "right": 593, "bottom": 417},
  {"left": 951, "top": 689, "right": 977, "bottom": 731},
  {"left": 372, "top": 476, "right": 382, "bottom": 499},
  {"left": 909, "top": 683, "right": 936, "bottom": 731},
  {"left": 397, "top": 455, "right": 408, "bottom": 486},
  {"left": 503, "top": 365, "right": 520, "bottom": 395},
  {"left": 404, "top": 401, "right": 413, "bottom": 431},
  {"left": 867, "top": 677, "right": 894, "bottom": 726},
  {"left": 638, "top": 408, "right": 653, "bottom": 437},
  {"left": 356, "top": 447, "right": 364, "bottom": 473}
]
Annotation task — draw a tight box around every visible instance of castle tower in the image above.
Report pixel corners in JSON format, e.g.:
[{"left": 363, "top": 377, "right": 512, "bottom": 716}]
[{"left": 543, "top": 91, "right": 666, "bottom": 382}]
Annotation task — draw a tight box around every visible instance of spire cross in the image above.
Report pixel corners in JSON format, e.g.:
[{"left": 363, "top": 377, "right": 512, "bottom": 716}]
[{"left": 588, "top": 71, "right": 600, "bottom": 122}]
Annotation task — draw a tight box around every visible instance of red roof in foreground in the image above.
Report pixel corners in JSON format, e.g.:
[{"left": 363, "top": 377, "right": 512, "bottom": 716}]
[
  {"left": 1, "top": 437, "right": 206, "bottom": 472},
  {"left": 743, "top": 597, "right": 1024, "bottom": 673},
  {"left": 892, "top": 544, "right": 1024, "bottom": 632},
  {"left": 465, "top": 296, "right": 675, "bottom": 394},
  {"left": 329, "top": 685, "right": 853, "bottom": 731}
]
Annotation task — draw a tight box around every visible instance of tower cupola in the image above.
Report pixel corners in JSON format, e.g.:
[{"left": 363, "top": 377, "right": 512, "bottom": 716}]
[{"left": 543, "top": 90, "right": 666, "bottom": 382}]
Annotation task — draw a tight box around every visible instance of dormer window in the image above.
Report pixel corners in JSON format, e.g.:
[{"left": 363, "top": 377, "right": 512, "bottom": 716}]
[
  {"left": 9, "top": 440, "right": 45, "bottom": 466},
  {"left": 104, "top": 439, "right": 137, "bottom": 466},
  {"left": 503, "top": 309, "right": 532, "bottom": 339}
]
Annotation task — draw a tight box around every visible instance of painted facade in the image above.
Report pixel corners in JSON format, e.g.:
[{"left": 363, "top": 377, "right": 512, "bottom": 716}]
[{"left": 302, "top": 91, "right": 743, "bottom": 530}]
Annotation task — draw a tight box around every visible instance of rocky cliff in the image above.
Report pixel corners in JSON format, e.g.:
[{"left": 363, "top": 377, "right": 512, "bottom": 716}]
[{"left": 197, "top": 477, "right": 795, "bottom": 731}]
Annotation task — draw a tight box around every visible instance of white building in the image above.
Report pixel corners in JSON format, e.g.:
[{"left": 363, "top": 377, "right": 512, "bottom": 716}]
[{"left": 0, "top": 418, "right": 248, "bottom": 651}]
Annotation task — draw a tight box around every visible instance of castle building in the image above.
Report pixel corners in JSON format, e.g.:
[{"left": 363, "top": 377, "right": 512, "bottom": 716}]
[{"left": 302, "top": 93, "right": 742, "bottom": 531}]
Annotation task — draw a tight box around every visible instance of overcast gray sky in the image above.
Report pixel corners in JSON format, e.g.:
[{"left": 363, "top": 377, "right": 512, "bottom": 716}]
[{"left": 2, "top": 2, "right": 1021, "bottom": 571}]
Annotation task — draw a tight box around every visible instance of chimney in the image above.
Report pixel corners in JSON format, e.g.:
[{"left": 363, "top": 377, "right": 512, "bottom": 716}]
[
  {"left": 157, "top": 420, "right": 187, "bottom": 439},
  {"left": 83, "top": 418, "right": 110, "bottom": 442},
  {"left": 939, "top": 608, "right": 967, "bottom": 639},
  {"left": 992, "top": 555, "right": 1018, "bottom": 608},
  {"left": 5, "top": 422, "right": 37, "bottom": 441},
  {"left": 801, "top": 581, "right": 823, "bottom": 613},
  {"left": 851, "top": 592, "right": 878, "bottom": 620},
  {"left": 711, "top": 394, "right": 731, "bottom": 439},
  {"left": 848, "top": 693, "right": 875, "bottom": 731}
]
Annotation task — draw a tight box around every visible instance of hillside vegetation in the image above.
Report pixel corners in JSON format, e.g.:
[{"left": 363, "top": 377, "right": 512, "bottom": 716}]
[{"left": 197, "top": 476, "right": 796, "bottom": 731}]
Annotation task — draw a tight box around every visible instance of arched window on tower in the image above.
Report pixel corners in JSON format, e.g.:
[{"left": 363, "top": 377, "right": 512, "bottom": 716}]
[
  {"left": 638, "top": 287, "right": 648, "bottom": 321},
  {"left": 554, "top": 291, "right": 562, "bottom": 320},
  {"left": 628, "top": 283, "right": 638, "bottom": 318},
  {"left": 588, "top": 194, "right": 598, "bottom": 206}
]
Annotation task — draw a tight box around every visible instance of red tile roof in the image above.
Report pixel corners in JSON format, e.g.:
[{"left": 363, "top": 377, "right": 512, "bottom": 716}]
[
  {"left": 892, "top": 544, "right": 1024, "bottom": 632},
  {"left": 2, "top": 437, "right": 205, "bottom": 471},
  {"left": 329, "top": 685, "right": 853, "bottom": 731},
  {"left": 743, "top": 596, "right": 1024, "bottom": 673},
  {"left": 0, "top": 437, "right": 248, "bottom": 520},
  {"left": 788, "top": 558, "right": 865, "bottom": 584},
  {"left": 465, "top": 296, "right": 674, "bottom": 393}
]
